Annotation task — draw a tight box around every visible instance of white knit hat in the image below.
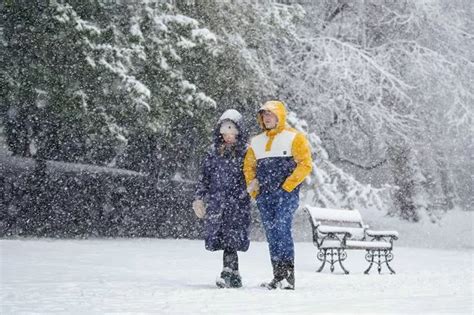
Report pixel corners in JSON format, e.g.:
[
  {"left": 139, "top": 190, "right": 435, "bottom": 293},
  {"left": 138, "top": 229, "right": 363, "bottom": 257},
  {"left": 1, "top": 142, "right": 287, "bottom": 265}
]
[
  {"left": 218, "top": 109, "right": 242, "bottom": 123},
  {"left": 219, "top": 120, "right": 239, "bottom": 135}
]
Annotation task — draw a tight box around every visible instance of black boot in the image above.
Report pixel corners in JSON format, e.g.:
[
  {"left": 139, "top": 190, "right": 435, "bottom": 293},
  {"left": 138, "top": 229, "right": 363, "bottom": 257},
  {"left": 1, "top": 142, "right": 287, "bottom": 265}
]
[
  {"left": 229, "top": 270, "right": 242, "bottom": 288},
  {"left": 262, "top": 261, "right": 295, "bottom": 290},
  {"left": 219, "top": 249, "right": 242, "bottom": 288},
  {"left": 281, "top": 261, "right": 295, "bottom": 290},
  {"left": 216, "top": 267, "right": 232, "bottom": 288},
  {"left": 261, "top": 261, "right": 285, "bottom": 289}
]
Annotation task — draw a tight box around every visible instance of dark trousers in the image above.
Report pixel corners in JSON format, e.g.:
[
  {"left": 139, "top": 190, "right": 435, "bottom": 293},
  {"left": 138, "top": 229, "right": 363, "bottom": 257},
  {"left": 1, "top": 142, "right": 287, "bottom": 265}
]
[
  {"left": 223, "top": 248, "right": 238, "bottom": 271},
  {"left": 257, "top": 189, "right": 299, "bottom": 263}
]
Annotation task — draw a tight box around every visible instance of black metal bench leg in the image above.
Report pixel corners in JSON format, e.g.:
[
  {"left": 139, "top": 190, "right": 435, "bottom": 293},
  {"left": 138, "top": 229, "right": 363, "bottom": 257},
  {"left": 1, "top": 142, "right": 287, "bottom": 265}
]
[
  {"left": 329, "top": 249, "right": 336, "bottom": 272},
  {"left": 337, "top": 249, "right": 349, "bottom": 274},
  {"left": 364, "top": 250, "right": 375, "bottom": 274},
  {"left": 316, "top": 248, "right": 351, "bottom": 274},
  {"left": 377, "top": 250, "right": 383, "bottom": 274},
  {"left": 384, "top": 250, "right": 396, "bottom": 274},
  {"left": 316, "top": 249, "right": 327, "bottom": 272}
]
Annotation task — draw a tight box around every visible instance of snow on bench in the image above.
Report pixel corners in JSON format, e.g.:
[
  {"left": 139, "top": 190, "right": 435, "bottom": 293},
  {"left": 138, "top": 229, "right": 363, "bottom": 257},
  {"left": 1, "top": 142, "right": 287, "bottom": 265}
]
[{"left": 304, "top": 205, "right": 399, "bottom": 274}]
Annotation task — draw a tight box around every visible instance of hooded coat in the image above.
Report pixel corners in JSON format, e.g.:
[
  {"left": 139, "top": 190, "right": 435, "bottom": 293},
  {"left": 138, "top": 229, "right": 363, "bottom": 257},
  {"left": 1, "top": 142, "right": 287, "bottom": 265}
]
[
  {"left": 243, "top": 100, "right": 313, "bottom": 263},
  {"left": 243, "top": 100, "right": 313, "bottom": 199},
  {"left": 194, "top": 109, "right": 251, "bottom": 252}
]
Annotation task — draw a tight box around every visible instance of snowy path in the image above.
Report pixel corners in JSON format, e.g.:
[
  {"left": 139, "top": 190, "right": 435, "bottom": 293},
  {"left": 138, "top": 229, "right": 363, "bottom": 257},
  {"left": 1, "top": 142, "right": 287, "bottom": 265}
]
[{"left": 1, "top": 239, "right": 472, "bottom": 314}]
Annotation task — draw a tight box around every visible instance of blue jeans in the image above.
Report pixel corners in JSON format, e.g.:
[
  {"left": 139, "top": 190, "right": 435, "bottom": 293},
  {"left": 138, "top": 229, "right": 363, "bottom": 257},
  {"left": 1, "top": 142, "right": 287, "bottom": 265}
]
[{"left": 257, "top": 189, "right": 299, "bottom": 262}]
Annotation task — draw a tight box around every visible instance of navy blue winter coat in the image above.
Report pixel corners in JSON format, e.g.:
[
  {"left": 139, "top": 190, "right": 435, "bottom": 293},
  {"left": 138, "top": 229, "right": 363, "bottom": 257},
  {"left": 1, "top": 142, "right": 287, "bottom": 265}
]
[{"left": 194, "top": 111, "right": 251, "bottom": 252}]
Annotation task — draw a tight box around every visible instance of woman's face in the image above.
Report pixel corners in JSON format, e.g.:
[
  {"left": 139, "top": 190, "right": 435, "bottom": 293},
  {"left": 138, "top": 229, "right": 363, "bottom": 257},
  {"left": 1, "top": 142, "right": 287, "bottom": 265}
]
[{"left": 222, "top": 133, "right": 237, "bottom": 144}]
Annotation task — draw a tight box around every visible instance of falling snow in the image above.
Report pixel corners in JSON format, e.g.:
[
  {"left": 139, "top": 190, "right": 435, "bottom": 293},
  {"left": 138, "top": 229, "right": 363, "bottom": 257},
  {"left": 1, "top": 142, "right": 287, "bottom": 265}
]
[{"left": 0, "top": 0, "right": 472, "bottom": 313}]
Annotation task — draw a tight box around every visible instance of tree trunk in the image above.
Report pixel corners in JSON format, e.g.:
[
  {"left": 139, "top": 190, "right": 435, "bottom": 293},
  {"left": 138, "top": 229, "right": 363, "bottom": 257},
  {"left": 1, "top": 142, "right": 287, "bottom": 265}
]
[{"left": 388, "top": 142, "right": 419, "bottom": 221}]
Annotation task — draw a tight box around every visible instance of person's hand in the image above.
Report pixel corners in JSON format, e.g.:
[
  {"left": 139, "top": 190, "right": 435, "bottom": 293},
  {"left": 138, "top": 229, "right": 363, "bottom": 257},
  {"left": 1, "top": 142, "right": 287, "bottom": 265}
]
[
  {"left": 247, "top": 179, "right": 259, "bottom": 199},
  {"left": 192, "top": 199, "right": 206, "bottom": 219}
]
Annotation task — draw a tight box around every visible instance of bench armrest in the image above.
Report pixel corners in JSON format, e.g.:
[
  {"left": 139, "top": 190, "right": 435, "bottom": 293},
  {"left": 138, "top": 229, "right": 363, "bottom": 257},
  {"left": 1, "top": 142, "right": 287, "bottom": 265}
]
[{"left": 366, "top": 229, "right": 399, "bottom": 240}]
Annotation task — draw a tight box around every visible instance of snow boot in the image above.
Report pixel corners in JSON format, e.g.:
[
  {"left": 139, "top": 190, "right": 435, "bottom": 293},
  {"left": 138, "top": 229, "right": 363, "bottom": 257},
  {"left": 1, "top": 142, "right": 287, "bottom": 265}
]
[
  {"left": 216, "top": 267, "right": 232, "bottom": 288},
  {"left": 261, "top": 261, "right": 295, "bottom": 290},
  {"left": 280, "top": 261, "right": 295, "bottom": 290},
  {"left": 229, "top": 270, "right": 242, "bottom": 288},
  {"left": 261, "top": 261, "right": 285, "bottom": 289}
]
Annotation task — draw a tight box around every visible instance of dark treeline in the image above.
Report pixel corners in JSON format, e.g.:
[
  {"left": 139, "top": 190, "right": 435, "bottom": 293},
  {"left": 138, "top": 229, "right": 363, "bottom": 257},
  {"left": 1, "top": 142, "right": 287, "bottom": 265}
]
[{"left": 0, "top": 155, "right": 201, "bottom": 238}]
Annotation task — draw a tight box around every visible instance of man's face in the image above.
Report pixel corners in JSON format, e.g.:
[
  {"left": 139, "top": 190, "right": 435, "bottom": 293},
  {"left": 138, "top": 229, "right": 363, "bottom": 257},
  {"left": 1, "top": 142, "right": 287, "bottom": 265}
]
[{"left": 261, "top": 110, "right": 278, "bottom": 130}]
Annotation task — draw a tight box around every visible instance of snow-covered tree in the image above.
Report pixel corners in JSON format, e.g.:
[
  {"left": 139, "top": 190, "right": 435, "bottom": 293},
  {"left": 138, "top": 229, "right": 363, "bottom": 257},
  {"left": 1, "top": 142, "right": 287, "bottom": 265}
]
[
  {"left": 1, "top": 1, "right": 219, "bottom": 178},
  {"left": 266, "top": 0, "right": 472, "bottom": 219},
  {"left": 2, "top": 1, "right": 143, "bottom": 163},
  {"left": 115, "top": 3, "right": 218, "bottom": 176}
]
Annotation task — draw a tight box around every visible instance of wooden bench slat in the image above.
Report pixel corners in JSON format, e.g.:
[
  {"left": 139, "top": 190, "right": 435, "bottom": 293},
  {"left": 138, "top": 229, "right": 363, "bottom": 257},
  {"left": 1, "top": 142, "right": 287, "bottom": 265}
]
[
  {"left": 317, "top": 225, "right": 366, "bottom": 239},
  {"left": 306, "top": 206, "right": 363, "bottom": 224},
  {"left": 320, "top": 240, "right": 344, "bottom": 249},
  {"left": 366, "top": 230, "right": 400, "bottom": 238},
  {"left": 345, "top": 240, "right": 392, "bottom": 249}
]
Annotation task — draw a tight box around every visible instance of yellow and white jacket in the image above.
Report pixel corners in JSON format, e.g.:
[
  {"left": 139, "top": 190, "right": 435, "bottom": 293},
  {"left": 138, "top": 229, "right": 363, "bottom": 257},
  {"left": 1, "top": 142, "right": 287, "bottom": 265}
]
[{"left": 243, "top": 100, "right": 313, "bottom": 199}]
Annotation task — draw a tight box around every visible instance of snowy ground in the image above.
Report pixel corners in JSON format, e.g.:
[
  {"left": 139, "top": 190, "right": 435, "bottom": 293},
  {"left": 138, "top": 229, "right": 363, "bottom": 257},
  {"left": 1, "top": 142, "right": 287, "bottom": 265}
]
[{"left": 1, "top": 238, "right": 472, "bottom": 314}]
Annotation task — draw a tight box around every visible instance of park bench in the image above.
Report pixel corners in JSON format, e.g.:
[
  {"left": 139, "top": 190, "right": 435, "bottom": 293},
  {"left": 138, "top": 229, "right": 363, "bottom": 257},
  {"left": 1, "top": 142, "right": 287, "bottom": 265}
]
[{"left": 305, "top": 206, "right": 399, "bottom": 274}]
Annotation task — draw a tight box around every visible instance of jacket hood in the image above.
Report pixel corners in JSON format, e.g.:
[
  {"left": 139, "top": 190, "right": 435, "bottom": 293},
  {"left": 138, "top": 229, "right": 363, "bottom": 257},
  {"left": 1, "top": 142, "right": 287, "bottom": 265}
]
[{"left": 257, "top": 100, "right": 287, "bottom": 135}]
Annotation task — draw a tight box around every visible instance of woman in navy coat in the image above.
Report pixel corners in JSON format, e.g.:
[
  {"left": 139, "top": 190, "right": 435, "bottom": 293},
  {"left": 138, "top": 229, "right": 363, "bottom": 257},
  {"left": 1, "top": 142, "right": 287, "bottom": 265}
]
[{"left": 193, "top": 109, "right": 251, "bottom": 288}]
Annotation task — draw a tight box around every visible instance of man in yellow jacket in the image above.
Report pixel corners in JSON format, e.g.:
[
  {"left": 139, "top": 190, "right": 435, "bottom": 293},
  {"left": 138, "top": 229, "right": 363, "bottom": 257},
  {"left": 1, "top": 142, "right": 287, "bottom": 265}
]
[{"left": 244, "top": 100, "right": 312, "bottom": 290}]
